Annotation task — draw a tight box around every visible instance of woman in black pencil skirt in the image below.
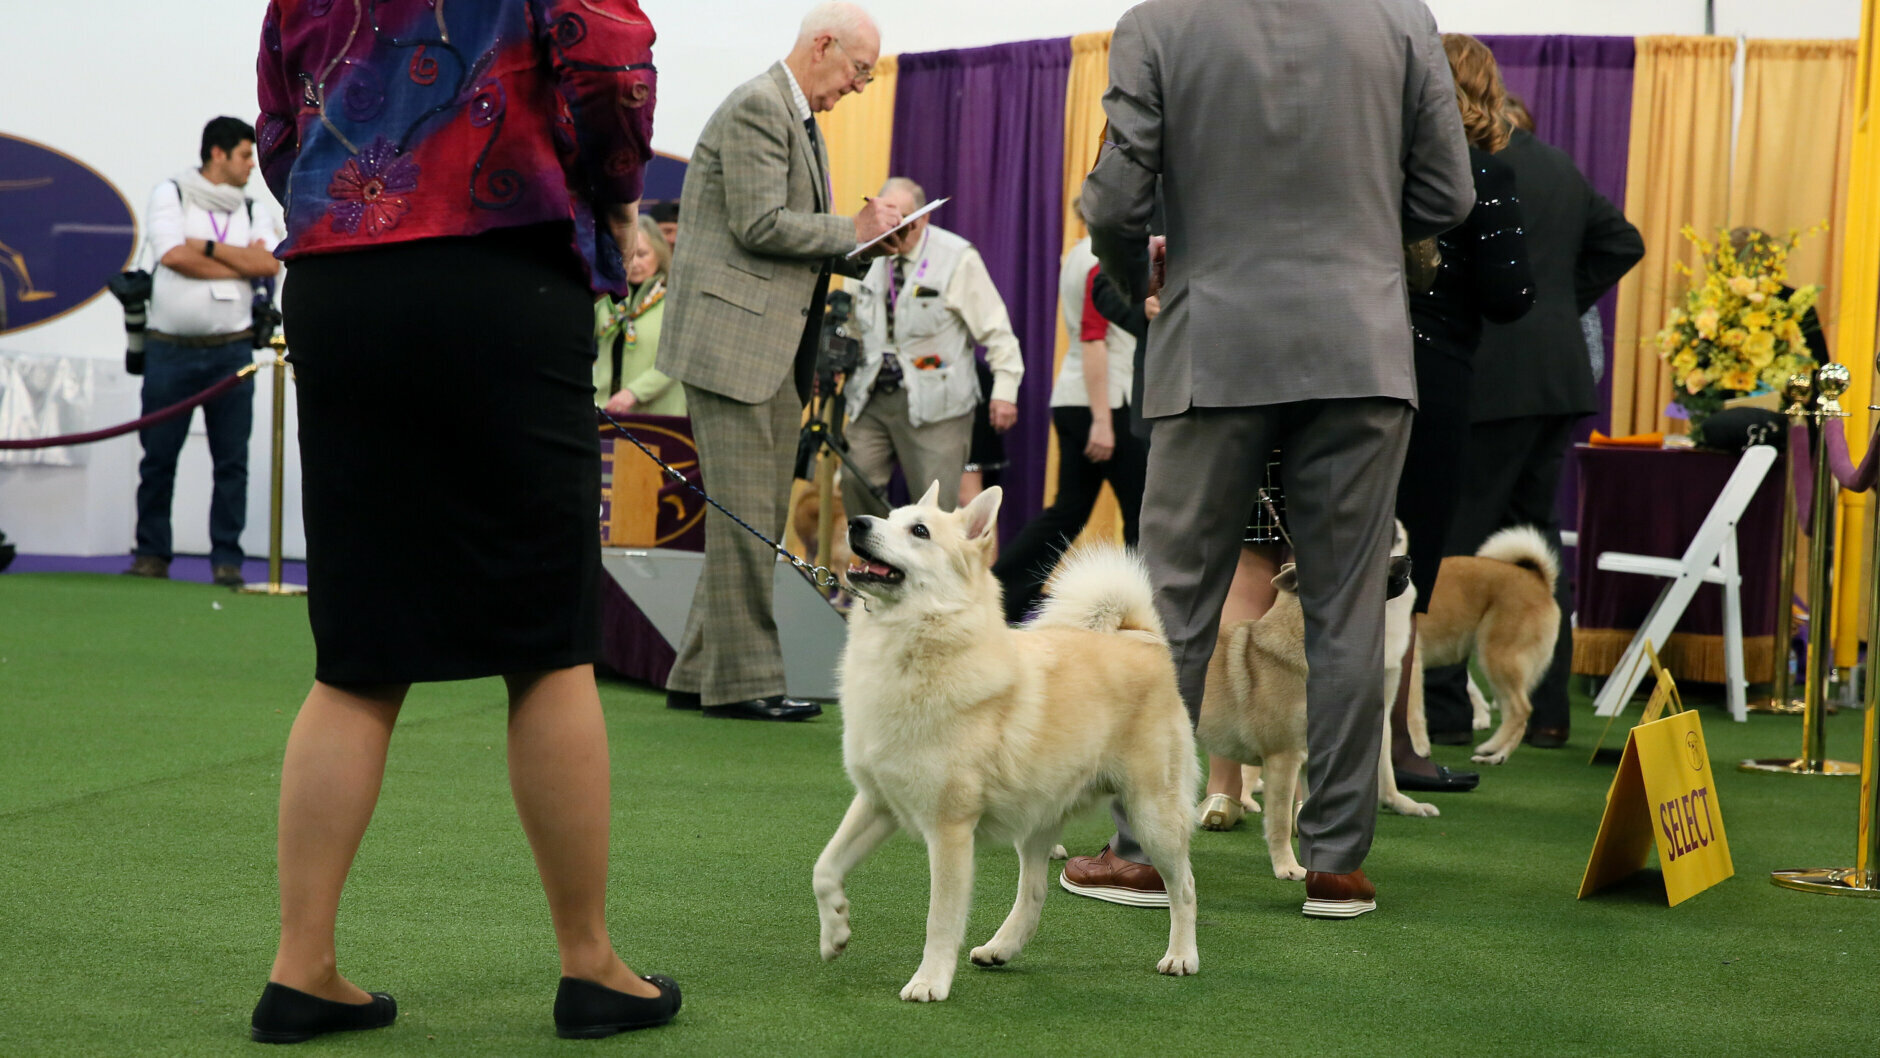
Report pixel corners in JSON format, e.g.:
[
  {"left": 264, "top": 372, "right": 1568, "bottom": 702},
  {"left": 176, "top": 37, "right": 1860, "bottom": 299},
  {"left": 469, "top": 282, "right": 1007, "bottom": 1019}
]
[{"left": 249, "top": 1, "right": 676, "bottom": 1042}]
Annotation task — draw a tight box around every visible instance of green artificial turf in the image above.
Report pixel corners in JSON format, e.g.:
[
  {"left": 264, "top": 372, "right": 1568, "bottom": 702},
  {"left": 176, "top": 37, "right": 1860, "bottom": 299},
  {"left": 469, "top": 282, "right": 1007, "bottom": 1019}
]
[{"left": 2, "top": 570, "right": 1877, "bottom": 1056}]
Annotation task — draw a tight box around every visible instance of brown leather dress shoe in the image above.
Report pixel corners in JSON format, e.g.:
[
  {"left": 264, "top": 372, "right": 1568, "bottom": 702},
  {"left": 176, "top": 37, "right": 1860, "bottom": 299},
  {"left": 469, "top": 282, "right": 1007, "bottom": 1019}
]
[
  {"left": 1302, "top": 868, "right": 1377, "bottom": 919},
  {"left": 1058, "top": 845, "right": 1168, "bottom": 908}
]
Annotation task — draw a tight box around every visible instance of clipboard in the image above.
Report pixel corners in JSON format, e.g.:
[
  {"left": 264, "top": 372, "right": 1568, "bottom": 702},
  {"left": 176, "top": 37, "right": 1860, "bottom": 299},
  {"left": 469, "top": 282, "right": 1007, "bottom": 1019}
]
[{"left": 846, "top": 197, "right": 950, "bottom": 258}]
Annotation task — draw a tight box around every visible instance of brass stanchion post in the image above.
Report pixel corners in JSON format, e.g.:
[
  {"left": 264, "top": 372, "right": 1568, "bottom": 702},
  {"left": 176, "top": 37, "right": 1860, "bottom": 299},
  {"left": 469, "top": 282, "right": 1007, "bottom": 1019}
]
[
  {"left": 1751, "top": 374, "right": 1811, "bottom": 713},
  {"left": 1743, "top": 363, "right": 1856, "bottom": 774},
  {"left": 1770, "top": 355, "right": 1880, "bottom": 896},
  {"left": 240, "top": 332, "right": 307, "bottom": 597}
]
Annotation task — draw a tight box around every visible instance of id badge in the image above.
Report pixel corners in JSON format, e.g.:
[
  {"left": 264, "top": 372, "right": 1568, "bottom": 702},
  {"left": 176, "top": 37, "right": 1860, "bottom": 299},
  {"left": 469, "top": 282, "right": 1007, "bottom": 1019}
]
[{"left": 210, "top": 280, "right": 243, "bottom": 302}]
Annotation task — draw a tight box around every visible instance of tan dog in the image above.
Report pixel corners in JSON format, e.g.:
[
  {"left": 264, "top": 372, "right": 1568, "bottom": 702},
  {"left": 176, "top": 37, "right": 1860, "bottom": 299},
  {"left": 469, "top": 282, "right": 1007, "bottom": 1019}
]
[
  {"left": 1197, "top": 541, "right": 1436, "bottom": 881},
  {"left": 1413, "top": 525, "right": 1561, "bottom": 765},
  {"left": 815, "top": 484, "right": 1199, "bottom": 1002}
]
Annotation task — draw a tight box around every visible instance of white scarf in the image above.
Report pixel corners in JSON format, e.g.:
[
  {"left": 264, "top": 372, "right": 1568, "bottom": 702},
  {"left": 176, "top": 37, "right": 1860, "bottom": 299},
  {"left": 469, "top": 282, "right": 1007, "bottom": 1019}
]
[{"left": 173, "top": 166, "right": 248, "bottom": 216}]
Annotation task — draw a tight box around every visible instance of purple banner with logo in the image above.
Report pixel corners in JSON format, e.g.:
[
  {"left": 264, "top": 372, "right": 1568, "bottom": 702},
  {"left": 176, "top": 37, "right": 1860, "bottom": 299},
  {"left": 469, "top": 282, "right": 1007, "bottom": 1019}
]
[{"left": 0, "top": 133, "right": 137, "bottom": 334}]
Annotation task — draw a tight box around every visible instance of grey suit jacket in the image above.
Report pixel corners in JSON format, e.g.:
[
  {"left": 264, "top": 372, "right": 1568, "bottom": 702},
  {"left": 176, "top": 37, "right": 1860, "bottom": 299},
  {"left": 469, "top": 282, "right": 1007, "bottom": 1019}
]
[
  {"left": 1083, "top": 0, "right": 1475, "bottom": 417},
  {"left": 658, "top": 63, "right": 866, "bottom": 404}
]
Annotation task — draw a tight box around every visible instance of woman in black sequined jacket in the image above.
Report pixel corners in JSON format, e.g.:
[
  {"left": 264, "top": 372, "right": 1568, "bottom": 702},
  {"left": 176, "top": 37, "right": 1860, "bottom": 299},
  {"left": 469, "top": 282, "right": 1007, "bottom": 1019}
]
[{"left": 1388, "top": 34, "right": 1536, "bottom": 790}]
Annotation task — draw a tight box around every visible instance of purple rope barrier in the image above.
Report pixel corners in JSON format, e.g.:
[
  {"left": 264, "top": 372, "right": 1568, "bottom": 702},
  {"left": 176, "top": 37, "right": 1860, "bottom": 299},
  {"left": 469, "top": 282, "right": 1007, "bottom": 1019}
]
[
  {"left": 1824, "top": 417, "right": 1880, "bottom": 495},
  {"left": 0, "top": 365, "right": 257, "bottom": 450}
]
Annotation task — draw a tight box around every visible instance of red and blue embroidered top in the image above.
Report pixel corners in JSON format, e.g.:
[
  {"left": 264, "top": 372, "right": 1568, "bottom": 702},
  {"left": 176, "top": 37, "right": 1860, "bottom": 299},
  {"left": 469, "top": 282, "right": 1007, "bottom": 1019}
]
[{"left": 257, "top": 0, "right": 656, "bottom": 295}]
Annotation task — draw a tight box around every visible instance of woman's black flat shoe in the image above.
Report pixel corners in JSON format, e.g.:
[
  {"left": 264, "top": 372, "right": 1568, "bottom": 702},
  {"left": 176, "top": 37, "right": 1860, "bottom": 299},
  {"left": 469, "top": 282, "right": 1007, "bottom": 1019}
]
[
  {"left": 250, "top": 981, "right": 396, "bottom": 1044},
  {"left": 554, "top": 974, "right": 682, "bottom": 1038}
]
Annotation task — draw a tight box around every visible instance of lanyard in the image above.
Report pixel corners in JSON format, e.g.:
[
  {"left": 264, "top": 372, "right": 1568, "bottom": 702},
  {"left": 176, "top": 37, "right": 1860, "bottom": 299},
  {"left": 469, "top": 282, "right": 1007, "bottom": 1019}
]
[{"left": 207, "top": 211, "right": 231, "bottom": 243}]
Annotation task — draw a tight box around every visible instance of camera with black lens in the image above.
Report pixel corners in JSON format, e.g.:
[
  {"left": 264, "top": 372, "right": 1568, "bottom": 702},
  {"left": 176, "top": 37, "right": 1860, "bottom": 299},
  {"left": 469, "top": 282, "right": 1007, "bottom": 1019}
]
[
  {"left": 817, "top": 289, "right": 862, "bottom": 382},
  {"left": 107, "top": 269, "right": 154, "bottom": 375},
  {"left": 251, "top": 279, "right": 282, "bottom": 350}
]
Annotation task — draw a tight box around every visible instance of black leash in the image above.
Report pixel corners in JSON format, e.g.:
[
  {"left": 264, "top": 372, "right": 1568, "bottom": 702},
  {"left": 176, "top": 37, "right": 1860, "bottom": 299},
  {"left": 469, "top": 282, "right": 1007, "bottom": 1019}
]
[{"left": 599, "top": 411, "right": 841, "bottom": 591}]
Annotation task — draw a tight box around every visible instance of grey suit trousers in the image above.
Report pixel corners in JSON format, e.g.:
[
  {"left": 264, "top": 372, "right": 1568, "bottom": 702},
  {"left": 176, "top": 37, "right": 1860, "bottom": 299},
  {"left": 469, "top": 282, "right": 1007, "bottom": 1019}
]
[
  {"left": 1112, "top": 398, "right": 1412, "bottom": 875},
  {"left": 666, "top": 381, "right": 803, "bottom": 705}
]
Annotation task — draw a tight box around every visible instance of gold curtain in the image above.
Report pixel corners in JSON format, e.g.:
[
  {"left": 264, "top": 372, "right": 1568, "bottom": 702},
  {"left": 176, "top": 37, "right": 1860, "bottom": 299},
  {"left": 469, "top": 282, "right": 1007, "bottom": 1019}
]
[
  {"left": 1733, "top": 39, "right": 1865, "bottom": 664},
  {"left": 1829, "top": 6, "right": 1880, "bottom": 666},
  {"left": 816, "top": 54, "right": 898, "bottom": 266},
  {"left": 1730, "top": 41, "right": 1859, "bottom": 347},
  {"left": 1052, "top": 30, "right": 1124, "bottom": 544},
  {"left": 1609, "top": 36, "right": 1738, "bottom": 437}
]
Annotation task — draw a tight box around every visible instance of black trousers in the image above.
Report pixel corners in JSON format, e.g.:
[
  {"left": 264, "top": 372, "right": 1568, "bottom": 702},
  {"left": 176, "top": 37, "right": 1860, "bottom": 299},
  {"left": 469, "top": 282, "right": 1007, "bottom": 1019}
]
[
  {"left": 1425, "top": 413, "right": 1580, "bottom": 733},
  {"left": 992, "top": 403, "right": 1148, "bottom": 623}
]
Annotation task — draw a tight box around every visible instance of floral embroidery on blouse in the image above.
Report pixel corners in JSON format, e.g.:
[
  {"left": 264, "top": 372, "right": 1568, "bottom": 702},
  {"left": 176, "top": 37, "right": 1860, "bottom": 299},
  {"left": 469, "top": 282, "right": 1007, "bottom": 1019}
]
[{"left": 327, "top": 137, "right": 420, "bottom": 237}]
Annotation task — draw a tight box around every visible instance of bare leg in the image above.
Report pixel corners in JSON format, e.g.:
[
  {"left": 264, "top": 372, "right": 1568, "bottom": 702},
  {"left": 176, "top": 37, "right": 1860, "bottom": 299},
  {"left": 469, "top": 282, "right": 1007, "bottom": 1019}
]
[
  {"left": 270, "top": 680, "right": 408, "bottom": 1003},
  {"left": 1391, "top": 616, "right": 1445, "bottom": 778},
  {"left": 1207, "top": 544, "right": 1285, "bottom": 801},
  {"left": 505, "top": 666, "right": 659, "bottom": 999}
]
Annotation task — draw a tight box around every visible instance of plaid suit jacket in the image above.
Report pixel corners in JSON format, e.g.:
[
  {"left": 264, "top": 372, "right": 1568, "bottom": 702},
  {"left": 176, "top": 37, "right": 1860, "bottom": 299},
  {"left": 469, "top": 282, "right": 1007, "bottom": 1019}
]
[{"left": 658, "top": 63, "right": 867, "bottom": 404}]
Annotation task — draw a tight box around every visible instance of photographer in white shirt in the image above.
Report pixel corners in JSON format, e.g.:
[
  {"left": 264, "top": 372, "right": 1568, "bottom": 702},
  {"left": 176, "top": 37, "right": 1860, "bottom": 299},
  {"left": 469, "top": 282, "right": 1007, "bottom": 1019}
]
[{"left": 127, "top": 116, "right": 281, "bottom": 587}]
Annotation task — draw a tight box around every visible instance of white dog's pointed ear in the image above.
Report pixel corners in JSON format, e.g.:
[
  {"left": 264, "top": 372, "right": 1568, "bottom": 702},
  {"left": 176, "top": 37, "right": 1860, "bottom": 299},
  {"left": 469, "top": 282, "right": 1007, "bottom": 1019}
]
[
  {"left": 917, "top": 480, "right": 942, "bottom": 509},
  {"left": 962, "top": 486, "right": 1003, "bottom": 541}
]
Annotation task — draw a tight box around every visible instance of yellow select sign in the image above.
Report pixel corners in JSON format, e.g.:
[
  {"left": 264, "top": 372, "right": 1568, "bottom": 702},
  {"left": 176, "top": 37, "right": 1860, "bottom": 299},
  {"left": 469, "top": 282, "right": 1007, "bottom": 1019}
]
[{"left": 1580, "top": 707, "right": 1735, "bottom": 906}]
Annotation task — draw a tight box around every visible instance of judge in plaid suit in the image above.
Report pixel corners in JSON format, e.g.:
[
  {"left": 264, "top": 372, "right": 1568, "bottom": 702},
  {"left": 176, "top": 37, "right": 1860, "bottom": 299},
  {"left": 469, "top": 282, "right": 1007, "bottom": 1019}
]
[{"left": 656, "top": 2, "right": 904, "bottom": 721}]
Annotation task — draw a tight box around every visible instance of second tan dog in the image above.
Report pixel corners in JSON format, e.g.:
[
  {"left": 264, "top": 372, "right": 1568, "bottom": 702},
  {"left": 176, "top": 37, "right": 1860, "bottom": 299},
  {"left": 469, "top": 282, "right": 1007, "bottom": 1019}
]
[{"left": 1197, "top": 539, "right": 1436, "bottom": 881}]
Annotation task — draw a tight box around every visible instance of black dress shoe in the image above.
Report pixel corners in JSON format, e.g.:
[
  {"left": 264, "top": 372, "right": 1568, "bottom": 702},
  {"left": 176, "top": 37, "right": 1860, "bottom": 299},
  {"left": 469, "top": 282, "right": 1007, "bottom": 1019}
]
[
  {"left": 554, "top": 975, "right": 682, "bottom": 1039},
  {"left": 250, "top": 982, "right": 396, "bottom": 1044},
  {"left": 701, "top": 695, "right": 822, "bottom": 721},
  {"left": 1427, "top": 729, "right": 1473, "bottom": 746},
  {"left": 1525, "top": 726, "right": 1569, "bottom": 749},
  {"left": 1394, "top": 763, "right": 1480, "bottom": 792},
  {"left": 665, "top": 689, "right": 702, "bottom": 710}
]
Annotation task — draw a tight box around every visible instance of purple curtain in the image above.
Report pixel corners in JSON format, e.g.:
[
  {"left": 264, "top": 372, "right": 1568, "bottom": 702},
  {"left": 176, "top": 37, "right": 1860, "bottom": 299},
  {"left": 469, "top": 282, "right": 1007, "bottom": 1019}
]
[
  {"left": 888, "top": 39, "right": 1070, "bottom": 542},
  {"left": 1477, "top": 35, "right": 1638, "bottom": 543}
]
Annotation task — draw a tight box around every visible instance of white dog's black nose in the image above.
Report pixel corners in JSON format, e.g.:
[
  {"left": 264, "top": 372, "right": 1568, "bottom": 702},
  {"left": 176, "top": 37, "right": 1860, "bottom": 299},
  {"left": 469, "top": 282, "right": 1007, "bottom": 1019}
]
[{"left": 848, "top": 517, "right": 875, "bottom": 550}]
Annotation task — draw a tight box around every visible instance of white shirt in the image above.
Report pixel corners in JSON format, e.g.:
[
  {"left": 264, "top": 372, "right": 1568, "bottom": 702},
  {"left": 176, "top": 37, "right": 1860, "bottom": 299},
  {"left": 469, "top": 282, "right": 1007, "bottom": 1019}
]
[
  {"left": 146, "top": 180, "right": 282, "bottom": 337},
  {"left": 885, "top": 228, "right": 1024, "bottom": 404},
  {"left": 780, "top": 61, "right": 813, "bottom": 122},
  {"left": 1051, "top": 237, "right": 1136, "bottom": 409}
]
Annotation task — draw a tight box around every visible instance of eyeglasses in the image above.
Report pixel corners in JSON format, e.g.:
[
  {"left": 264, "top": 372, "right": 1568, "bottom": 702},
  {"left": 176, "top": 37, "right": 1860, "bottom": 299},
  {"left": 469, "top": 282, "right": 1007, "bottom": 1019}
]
[{"left": 829, "top": 37, "right": 875, "bottom": 87}]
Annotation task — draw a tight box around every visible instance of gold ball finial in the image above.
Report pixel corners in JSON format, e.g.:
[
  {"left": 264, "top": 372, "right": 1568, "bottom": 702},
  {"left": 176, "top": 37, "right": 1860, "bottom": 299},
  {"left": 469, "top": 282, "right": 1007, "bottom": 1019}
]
[
  {"left": 1817, "top": 362, "right": 1851, "bottom": 400},
  {"left": 1783, "top": 371, "right": 1815, "bottom": 413},
  {"left": 269, "top": 332, "right": 287, "bottom": 353}
]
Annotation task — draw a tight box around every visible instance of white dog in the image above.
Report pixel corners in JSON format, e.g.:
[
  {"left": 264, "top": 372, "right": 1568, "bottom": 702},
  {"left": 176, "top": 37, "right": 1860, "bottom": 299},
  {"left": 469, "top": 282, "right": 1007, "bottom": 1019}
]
[{"left": 815, "top": 484, "right": 1199, "bottom": 1002}]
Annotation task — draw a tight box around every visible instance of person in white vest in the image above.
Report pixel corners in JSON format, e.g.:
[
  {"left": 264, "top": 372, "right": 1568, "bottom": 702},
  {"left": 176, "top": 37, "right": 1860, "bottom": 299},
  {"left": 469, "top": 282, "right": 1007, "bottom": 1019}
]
[{"left": 841, "top": 177, "right": 1022, "bottom": 517}]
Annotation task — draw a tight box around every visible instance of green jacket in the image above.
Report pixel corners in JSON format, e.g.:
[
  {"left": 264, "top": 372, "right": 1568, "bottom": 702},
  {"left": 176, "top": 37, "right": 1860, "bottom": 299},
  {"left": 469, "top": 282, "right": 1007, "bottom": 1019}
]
[{"left": 595, "top": 277, "right": 684, "bottom": 416}]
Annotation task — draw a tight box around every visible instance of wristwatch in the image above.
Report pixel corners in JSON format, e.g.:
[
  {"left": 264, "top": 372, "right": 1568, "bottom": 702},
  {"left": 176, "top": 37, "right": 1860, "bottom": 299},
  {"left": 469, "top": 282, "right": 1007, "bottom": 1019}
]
[{"left": 205, "top": 240, "right": 218, "bottom": 258}]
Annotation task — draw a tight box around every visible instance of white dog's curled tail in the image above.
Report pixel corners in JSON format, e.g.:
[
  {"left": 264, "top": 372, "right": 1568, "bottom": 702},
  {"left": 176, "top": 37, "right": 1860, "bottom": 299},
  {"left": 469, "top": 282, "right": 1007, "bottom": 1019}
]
[
  {"left": 1475, "top": 525, "right": 1560, "bottom": 595},
  {"left": 1031, "top": 546, "right": 1166, "bottom": 640}
]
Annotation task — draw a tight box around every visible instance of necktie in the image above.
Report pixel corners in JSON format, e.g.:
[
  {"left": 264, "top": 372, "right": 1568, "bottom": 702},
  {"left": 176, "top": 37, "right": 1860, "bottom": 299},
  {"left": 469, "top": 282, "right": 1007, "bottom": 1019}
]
[
  {"left": 805, "top": 118, "right": 831, "bottom": 208},
  {"left": 874, "top": 256, "right": 907, "bottom": 394}
]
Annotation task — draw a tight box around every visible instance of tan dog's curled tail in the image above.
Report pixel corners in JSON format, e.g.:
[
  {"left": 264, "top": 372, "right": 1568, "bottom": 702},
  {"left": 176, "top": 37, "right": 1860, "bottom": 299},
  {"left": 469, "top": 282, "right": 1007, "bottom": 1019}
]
[
  {"left": 1474, "top": 526, "right": 1559, "bottom": 595},
  {"left": 1030, "top": 546, "right": 1166, "bottom": 641}
]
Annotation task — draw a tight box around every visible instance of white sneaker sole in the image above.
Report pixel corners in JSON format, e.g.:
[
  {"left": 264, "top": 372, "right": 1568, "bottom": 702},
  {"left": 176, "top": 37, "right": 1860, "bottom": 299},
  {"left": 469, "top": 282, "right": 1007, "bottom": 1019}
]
[
  {"left": 1302, "top": 898, "right": 1377, "bottom": 919},
  {"left": 1058, "top": 872, "right": 1171, "bottom": 908}
]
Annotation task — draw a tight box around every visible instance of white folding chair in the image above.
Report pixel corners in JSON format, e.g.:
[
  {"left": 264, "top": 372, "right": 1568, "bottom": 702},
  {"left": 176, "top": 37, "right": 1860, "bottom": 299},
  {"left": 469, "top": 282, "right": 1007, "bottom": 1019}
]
[{"left": 1590, "top": 444, "right": 1778, "bottom": 724}]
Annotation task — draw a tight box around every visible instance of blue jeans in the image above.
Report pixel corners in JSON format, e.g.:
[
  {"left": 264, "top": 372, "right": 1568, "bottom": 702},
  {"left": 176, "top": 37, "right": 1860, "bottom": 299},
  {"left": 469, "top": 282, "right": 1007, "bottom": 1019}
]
[{"left": 134, "top": 336, "right": 255, "bottom": 566}]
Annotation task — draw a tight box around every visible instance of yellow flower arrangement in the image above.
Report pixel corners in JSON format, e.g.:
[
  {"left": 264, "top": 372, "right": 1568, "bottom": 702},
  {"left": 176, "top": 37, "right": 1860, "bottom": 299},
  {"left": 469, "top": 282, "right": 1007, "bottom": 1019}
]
[{"left": 1655, "top": 225, "right": 1826, "bottom": 438}]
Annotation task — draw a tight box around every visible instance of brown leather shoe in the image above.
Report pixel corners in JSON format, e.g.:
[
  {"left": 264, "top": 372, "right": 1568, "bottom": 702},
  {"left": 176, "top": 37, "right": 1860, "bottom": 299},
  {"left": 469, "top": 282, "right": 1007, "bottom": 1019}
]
[
  {"left": 1058, "top": 845, "right": 1168, "bottom": 908},
  {"left": 123, "top": 555, "right": 169, "bottom": 579},
  {"left": 1302, "top": 868, "right": 1377, "bottom": 918}
]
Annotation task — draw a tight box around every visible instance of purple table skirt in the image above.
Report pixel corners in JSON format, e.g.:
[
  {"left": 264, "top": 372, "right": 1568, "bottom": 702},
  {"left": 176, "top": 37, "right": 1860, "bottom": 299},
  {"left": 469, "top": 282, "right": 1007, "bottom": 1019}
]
[{"left": 1573, "top": 444, "right": 1787, "bottom": 685}]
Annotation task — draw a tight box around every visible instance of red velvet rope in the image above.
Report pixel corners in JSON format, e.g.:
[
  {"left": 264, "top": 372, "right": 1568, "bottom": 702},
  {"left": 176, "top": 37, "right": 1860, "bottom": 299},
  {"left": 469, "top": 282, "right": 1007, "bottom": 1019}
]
[{"left": 0, "top": 366, "right": 256, "bottom": 450}]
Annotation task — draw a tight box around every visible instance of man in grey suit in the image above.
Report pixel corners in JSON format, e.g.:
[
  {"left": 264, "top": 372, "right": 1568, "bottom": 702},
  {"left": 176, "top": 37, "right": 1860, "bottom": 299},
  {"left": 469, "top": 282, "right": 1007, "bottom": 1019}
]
[
  {"left": 657, "top": 1, "right": 903, "bottom": 721},
  {"left": 1065, "top": 0, "right": 1474, "bottom": 916}
]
